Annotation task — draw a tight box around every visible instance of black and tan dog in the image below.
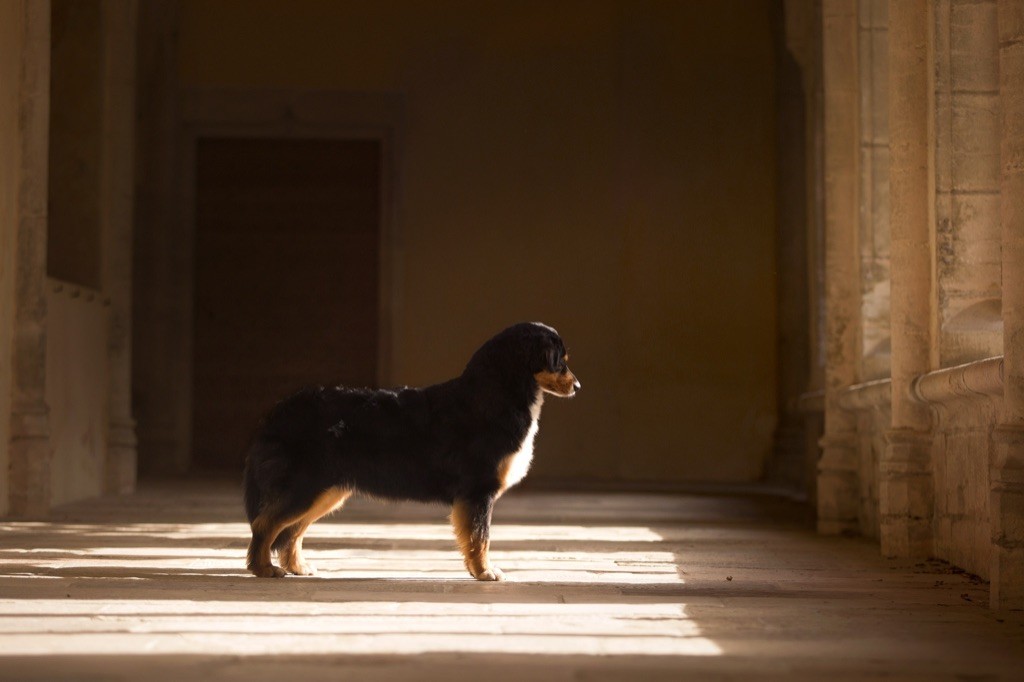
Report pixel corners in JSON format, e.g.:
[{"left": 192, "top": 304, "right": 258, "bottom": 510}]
[{"left": 243, "top": 322, "right": 579, "bottom": 580}]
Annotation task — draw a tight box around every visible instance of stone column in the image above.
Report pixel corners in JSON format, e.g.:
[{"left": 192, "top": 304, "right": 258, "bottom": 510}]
[
  {"left": 99, "top": 0, "right": 139, "bottom": 494},
  {"left": 992, "top": 0, "right": 1024, "bottom": 611},
  {"left": 882, "top": 0, "right": 934, "bottom": 558},
  {"left": 817, "top": 0, "right": 861, "bottom": 535},
  {"left": 8, "top": 0, "right": 51, "bottom": 517}
]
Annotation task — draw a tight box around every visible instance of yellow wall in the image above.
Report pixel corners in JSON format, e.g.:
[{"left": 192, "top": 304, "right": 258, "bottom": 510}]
[{"left": 177, "top": 0, "right": 778, "bottom": 484}]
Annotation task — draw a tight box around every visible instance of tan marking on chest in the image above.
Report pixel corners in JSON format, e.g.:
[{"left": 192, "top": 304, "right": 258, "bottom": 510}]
[{"left": 498, "top": 393, "right": 543, "bottom": 494}]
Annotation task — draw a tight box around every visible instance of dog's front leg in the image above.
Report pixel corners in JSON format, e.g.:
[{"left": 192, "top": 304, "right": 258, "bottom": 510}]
[{"left": 450, "top": 495, "right": 504, "bottom": 581}]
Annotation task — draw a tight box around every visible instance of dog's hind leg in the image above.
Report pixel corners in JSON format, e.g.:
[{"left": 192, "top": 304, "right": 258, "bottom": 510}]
[
  {"left": 247, "top": 506, "right": 305, "bottom": 578},
  {"left": 276, "top": 487, "right": 351, "bottom": 576},
  {"left": 451, "top": 495, "right": 504, "bottom": 581}
]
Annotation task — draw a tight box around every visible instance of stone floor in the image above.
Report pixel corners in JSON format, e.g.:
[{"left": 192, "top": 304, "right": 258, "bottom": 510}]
[{"left": 0, "top": 480, "right": 1021, "bottom": 681}]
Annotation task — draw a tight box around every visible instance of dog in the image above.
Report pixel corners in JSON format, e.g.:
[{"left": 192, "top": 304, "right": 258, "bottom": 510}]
[{"left": 243, "top": 321, "right": 579, "bottom": 580}]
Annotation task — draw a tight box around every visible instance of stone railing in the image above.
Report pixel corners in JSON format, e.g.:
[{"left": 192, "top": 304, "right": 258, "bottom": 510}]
[{"left": 833, "top": 356, "right": 1005, "bottom": 581}]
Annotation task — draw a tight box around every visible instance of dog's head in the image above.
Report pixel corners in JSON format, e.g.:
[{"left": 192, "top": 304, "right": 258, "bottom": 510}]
[
  {"left": 490, "top": 322, "right": 579, "bottom": 398},
  {"left": 466, "top": 322, "right": 581, "bottom": 398},
  {"left": 525, "top": 323, "right": 580, "bottom": 399}
]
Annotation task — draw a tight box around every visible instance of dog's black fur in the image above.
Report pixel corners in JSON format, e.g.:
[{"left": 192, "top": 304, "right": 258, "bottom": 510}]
[{"left": 243, "top": 322, "right": 579, "bottom": 580}]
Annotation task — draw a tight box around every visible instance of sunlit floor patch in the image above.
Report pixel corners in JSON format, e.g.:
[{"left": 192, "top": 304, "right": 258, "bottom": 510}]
[
  {"left": 0, "top": 599, "right": 720, "bottom": 657},
  {"left": 0, "top": 510, "right": 722, "bottom": 660}
]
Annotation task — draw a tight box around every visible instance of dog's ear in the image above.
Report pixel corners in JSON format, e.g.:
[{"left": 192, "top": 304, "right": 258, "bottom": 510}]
[
  {"left": 540, "top": 332, "right": 569, "bottom": 373},
  {"left": 524, "top": 338, "right": 549, "bottom": 373},
  {"left": 545, "top": 346, "right": 560, "bottom": 373}
]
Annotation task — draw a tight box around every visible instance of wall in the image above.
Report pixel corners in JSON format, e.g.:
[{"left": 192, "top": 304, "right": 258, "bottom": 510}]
[
  {"left": 172, "top": 0, "right": 779, "bottom": 485},
  {"left": 0, "top": 1, "right": 22, "bottom": 517},
  {"left": 45, "top": 280, "right": 108, "bottom": 506}
]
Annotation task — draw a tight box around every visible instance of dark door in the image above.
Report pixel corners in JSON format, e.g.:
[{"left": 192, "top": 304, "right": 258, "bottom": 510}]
[{"left": 192, "top": 137, "right": 380, "bottom": 471}]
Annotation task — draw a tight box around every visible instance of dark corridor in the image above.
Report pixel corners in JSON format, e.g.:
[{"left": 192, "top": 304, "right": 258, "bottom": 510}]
[{"left": 192, "top": 137, "right": 381, "bottom": 471}]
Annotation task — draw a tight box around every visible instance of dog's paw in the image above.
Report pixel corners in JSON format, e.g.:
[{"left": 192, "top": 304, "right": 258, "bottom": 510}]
[
  {"left": 251, "top": 564, "right": 287, "bottom": 578},
  {"left": 475, "top": 566, "right": 505, "bottom": 582},
  {"left": 287, "top": 561, "right": 317, "bottom": 576}
]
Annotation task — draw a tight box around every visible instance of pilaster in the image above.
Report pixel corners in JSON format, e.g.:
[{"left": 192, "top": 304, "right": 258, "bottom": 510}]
[
  {"left": 8, "top": 0, "right": 51, "bottom": 517},
  {"left": 134, "top": 0, "right": 187, "bottom": 476},
  {"left": 818, "top": 0, "right": 862, "bottom": 534},
  {"left": 883, "top": 0, "right": 935, "bottom": 558},
  {"left": 99, "top": 0, "right": 139, "bottom": 493}
]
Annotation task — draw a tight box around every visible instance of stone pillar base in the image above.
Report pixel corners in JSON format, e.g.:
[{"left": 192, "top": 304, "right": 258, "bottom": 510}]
[
  {"left": 817, "top": 432, "right": 860, "bottom": 534},
  {"left": 105, "top": 417, "right": 138, "bottom": 495},
  {"left": 991, "top": 424, "right": 1024, "bottom": 609},
  {"left": 991, "top": 545, "right": 1024, "bottom": 611},
  {"left": 880, "top": 427, "right": 933, "bottom": 558},
  {"left": 8, "top": 400, "right": 51, "bottom": 517}
]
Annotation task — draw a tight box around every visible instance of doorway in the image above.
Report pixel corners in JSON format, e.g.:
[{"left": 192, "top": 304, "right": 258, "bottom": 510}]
[{"left": 191, "top": 137, "right": 381, "bottom": 471}]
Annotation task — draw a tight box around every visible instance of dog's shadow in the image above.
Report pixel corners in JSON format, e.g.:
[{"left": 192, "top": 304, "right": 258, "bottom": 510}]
[{"left": 0, "top": 561, "right": 693, "bottom": 606}]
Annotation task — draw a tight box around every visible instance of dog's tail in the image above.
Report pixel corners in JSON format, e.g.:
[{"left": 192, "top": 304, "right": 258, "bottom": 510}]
[
  {"left": 243, "top": 441, "right": 279, "bottom": 524},
  {"left": 243, "top": 440, "right": 289, "bottom": 524},
  {"left": 243, "top": 453, "right": 262, "bottom": 525}
]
